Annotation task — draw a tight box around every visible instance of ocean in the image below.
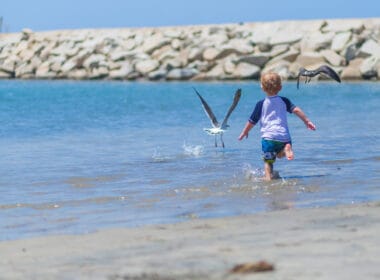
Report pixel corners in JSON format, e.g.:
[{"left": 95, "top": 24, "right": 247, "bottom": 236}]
[{"left": 1, "top": 80, "right": 379, "bottom": 240}]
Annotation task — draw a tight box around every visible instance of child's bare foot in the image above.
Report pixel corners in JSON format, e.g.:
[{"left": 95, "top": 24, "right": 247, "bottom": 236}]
[
  {"left": 263, "top": 175, "right": 272, "bottom": 181},
  {"left": 263, "top": 171, "right": 281, "bottom": 181},
  {"left": 284, "top": 144, "right": 294, "bottom": 160}
]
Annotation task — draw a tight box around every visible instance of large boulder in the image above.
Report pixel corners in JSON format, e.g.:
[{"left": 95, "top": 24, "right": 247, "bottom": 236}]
[
  {"left": 300, "top": 32, "right": 335, "bottom": 52},
  {"left": 167, "top": 68, "right": 198, "bottom": 80},
  {"left": 0, "top": 55, "right": 19, "bottom": 73},
  {"left": 341, "top": 58, "right": 364, "bottom": 79},
  {"left": 200, "top": 33, "right": 229, "bottom": 48},
  {"left": 50, "top": 41, "right": 76, "bottom": 57},
  {"left": 359, "top": 39, "right": 380, "bottom": 58},
  {"left": 188, "top": 60, "right": 215, "bottom": 72},
  {"left": 360, "top": 56, "right": 379, "bottom": 79},
  {"left": 294, "top": 52, "right": 326, "bottom": 68},
  {"left": 35, "top": 61, "right": 56, "bottom": 79},
  {"left": 233, "top": 62, "right": 260, "bottom": 79},
  {"left": 18, "top": 48, "right": 35, "bottom": 62},
  {"left": 141, "top": 34, "right": 171, "bottom": 54},
  {"left": 331, "top": 32, "right": 352, "bottom": 52},
  {"left": 123, "top": 38, "right": 137, "bottom": 51},
  {"left": 342, "top": 41, "right": 361, "bottom": 63},
  {"left": 82, "top": 54, "right": 107, "bottom": 69},
  {"left": 21, "top": 28, "right": 34, "bottom": 40},
  {"left": 88, "top": 67, "right": 109, "bottom": 79},
  {"left": 266, "top": 49, "right": 300, "bottom": 66},
  {"left": 151, "top": 45, "right": 177, "bottom": 61},
  {"left": 249, "top": 20, "right": 322, "bottom": 46},
  {"left": 109, "top": 50, "right": 134, "bottom": 62},
  {"left": 14, "top": 41, "right": 29, "bottom": 55},
  {"left": 203, "top": 47, "right": 220, "bottom": 61},
  {"left": 15, "top": 63, "right": 34, "bottom": 78},
  {"left": 269, "top": 44, "right": 289, "bottom": 57},
  {"left": 203, "top": 63, "right": 226, "bottom": 79},
  {"left": 148, "top": 69, "right": 167, "bottom": 80},
  {"left": 263, "top": 60, "right": 291, "bottom": 80},
  {"left": 235, "top": 54, "right": 270, "bottom": 67},
  {"left": 322, "top": 19, "right": 365, "bottom": 33},
  {"left": 162, "top": 58, "right": 182, "bottom": 70},
  {"left": 223, "top": 57, "right": 236, "bottom": 74},
  {"left": 188, "top": 47, "right": 204, "bottom": 62},
  {"left": 163, "top": 28, "right": 185, "bottom": 39},
  {"left": 170, "top": 38, "right": 182, "bottom": 50},
  {"left": 161, "top": 49, "right": 187, "bottom": 70},
  {"left": 61, "top": 59, "right": 78, "bottom": 74},
  {"left": 39, "top": 42, "right": 58, "bottom": 60},
  {"left": 320, "top": 50, "right": 345, "bottom": 66},
  {"left": 135, "top": 59, "right": 159, "bottom": 75},
  {"left": 222, "top": 38, "right": 254, "bottom": 54},
  {"left": 67, "top": 69, "right": 88, "bottom": 80},
  {"left": 108, "top": 61, "right": 134, "bottom": 79},
  {"left": 0, "top": 70, "right": 12, "bottom": 78}
]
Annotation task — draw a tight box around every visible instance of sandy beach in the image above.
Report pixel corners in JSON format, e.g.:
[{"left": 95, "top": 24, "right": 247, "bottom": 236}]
[{"left": 1, "top": 202, "right": 379, "bottom": 280}]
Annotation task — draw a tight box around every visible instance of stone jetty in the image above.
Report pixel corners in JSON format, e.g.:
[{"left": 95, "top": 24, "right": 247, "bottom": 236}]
[{"left": 0, "top": 18, "right": 380, "bottom": 81}]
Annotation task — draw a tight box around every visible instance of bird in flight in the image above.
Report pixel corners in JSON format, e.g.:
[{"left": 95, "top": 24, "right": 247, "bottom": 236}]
[
  {"left": 297, "top": 65, "right": 341, "bottom": 89},
  {"left": 194, "top": 87, "right": 242, "bottom": 148}
]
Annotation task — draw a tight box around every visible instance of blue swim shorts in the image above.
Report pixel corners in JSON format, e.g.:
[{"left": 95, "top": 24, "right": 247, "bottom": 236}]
[{"left": 261, "top": 138, "right": 291, "bottom": 163}]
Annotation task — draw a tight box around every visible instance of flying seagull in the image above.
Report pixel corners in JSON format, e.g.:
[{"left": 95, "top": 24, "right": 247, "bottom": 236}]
[
  {"left": 297, "top": 65, "right": 341, "bottom": 89},
  {"left": 194, "top": 87, "right": 242, "bottom": 148}
]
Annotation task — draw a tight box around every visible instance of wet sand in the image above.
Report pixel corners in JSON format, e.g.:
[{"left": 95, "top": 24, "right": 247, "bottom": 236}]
[{"left": 1, "top": 202, "right": 380, "bottom": 280}]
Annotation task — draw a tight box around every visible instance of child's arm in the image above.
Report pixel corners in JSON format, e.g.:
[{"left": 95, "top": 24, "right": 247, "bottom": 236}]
[
  {"left": 238, "top": 121, "right": 254, "bottom": 140},
  {"left": 292, "top": 107, "right": 316, "bottom": 130}
]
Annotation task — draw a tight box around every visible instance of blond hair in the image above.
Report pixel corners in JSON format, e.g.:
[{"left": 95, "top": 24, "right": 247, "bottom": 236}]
[{"left": 260, "top": 72, "right": 282, "bottom": 95}]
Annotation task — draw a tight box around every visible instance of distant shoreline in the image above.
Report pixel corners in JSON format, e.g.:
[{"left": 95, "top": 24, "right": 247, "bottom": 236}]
[{"left": 1, "top": 18, "right": 380, "bottom": 81}]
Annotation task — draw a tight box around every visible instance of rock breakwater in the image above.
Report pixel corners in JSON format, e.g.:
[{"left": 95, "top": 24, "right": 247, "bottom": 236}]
[{"left": 1, "top": 18, "right": 380, "bottom": 81}]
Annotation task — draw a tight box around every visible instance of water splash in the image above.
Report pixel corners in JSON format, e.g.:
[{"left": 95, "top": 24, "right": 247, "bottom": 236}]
[
  {"left": 182, "top": 142, "right": 204, "bottom": 157},
  {"left": 242, "top": 163, "right": 264, "bottom": 182},
  {"left": 151, "top": 147, "right": 172, "bottom": 162}
]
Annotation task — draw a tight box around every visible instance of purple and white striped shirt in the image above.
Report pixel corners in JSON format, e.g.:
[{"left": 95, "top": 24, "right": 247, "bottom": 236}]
[{"left": 249, "top": 95, "right": 296, "bottom": 142}]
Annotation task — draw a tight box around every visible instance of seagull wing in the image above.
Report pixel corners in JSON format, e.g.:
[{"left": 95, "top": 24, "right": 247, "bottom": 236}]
[
  {"left": 297, "top": 68, "right": 307, "bottom": 89},
  {"left": 221, "top": 88, "right": 242, "bottom": 129},
  {"left": 193, "top": 87, "right": 219, "bottom": 127},
  {"left": 317, "top": 65, "right": 341, "bottom": 83}
]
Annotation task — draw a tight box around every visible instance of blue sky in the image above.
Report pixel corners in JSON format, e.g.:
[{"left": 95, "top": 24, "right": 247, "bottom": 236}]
[{"left": 1, "top": 0, "right": 379, "bottom": 32}]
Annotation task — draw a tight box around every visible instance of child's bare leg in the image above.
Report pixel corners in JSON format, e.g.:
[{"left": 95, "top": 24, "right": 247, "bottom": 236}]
[
  {"left": 276, "top": 150, "right": 285, "bottom": 158},
  {"left": 284, "top": 143, "right": 294, "bottom": 160},
  {"left": 264, "top": 162, "right": 273, "bottom": 181}
]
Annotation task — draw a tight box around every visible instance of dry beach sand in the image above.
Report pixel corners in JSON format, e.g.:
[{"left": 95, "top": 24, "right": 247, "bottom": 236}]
[{"left": 1, "top": 202, "right": 380, "bottom": 280}]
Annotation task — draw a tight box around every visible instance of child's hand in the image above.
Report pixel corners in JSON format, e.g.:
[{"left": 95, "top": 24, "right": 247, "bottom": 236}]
[
  {"left": 238, "top": 122, "right": 254, "bottom": 140},
  {"left": 238, "top": 132, "right": 248, "bottom": 140},
  {"left": 306, "top": 121, "right": 316, "bottom": 130}
]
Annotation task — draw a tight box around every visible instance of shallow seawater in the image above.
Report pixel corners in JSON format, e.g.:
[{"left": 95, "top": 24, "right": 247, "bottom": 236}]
[{"left": 0, "top": 80, "right": 379, "bottom": 240}]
